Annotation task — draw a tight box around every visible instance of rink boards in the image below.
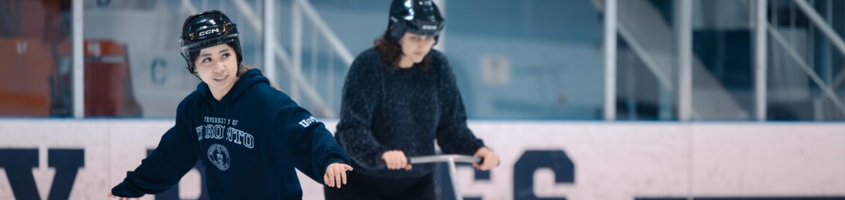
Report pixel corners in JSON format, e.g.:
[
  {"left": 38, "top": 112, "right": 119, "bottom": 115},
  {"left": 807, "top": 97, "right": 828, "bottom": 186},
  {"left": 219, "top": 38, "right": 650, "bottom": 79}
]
[{"left": 0, "top": 120, "right": 844, "bottom": 200}]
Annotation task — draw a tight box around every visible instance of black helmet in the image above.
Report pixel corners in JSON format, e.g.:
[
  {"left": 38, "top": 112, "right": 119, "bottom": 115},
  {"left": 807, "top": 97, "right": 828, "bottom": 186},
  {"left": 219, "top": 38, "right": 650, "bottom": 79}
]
[
  {"left": 179, "top": 10, "right": 243, "bottom": 74},
  {"left": 388, "top": 0, "right": 444, "bottom": 41}
]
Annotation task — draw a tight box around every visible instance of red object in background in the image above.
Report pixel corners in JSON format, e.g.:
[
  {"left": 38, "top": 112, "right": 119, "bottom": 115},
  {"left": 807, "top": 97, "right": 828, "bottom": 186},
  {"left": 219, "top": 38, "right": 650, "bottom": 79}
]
[
  {"left": 1, "top": 0, "right": 140, "bottom": 117},
  {"left": 56, "top": 39, "right": 143, "bottom": 117},
  {"left": 0, "top": 38, "right": 143, "bottom": 117},
  {"left": 0, "top": 38, "right": 56, "bottom": 116}
]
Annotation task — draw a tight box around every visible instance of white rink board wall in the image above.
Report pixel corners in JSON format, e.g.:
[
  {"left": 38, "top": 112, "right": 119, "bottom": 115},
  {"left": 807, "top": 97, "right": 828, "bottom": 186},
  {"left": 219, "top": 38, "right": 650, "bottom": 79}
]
[{"left": 0, "top": 120, "right": 843, "bottom": 200}]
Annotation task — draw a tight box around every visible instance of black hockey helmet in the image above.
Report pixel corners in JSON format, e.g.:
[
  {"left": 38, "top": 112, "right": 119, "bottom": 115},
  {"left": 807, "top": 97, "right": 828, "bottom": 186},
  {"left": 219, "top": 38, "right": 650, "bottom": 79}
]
[
  {"left": 388, "top": 0, "right": 444, "bottom": 42},
  {"left": 179, "top": 10, "right": 243, "bottom": 74}
]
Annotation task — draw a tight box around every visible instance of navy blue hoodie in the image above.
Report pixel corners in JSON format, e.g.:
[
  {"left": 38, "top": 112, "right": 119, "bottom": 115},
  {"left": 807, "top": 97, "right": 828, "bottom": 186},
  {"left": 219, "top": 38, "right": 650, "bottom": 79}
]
[{"left": 111, "top": 69, "right": 350, "bottom": 199}]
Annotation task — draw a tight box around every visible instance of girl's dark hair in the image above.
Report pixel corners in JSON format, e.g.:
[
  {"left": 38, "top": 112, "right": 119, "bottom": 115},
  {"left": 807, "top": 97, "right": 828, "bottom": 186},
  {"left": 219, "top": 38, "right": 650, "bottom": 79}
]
[{"left": 373, "top": 29, "right": 433, "bottom": 70}]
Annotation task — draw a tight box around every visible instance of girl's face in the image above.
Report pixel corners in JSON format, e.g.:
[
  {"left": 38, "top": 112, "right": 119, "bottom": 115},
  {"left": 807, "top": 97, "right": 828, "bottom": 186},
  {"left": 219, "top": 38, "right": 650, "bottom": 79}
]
[
  {"left": 398, "top": 32, "right": 436, "bottom": 64},
  {"left": 194, "top": 44, "right": 239, "bottom": 99}
]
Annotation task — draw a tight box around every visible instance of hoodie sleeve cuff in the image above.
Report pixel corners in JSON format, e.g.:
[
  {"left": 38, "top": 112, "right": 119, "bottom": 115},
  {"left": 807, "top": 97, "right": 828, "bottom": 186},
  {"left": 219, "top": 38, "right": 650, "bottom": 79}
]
[
  {"left": 110, "top": 181, "right": 146, "bottom": 198},
  {"left": 324, "top": 158, "right": 348, "bottom": 169}
]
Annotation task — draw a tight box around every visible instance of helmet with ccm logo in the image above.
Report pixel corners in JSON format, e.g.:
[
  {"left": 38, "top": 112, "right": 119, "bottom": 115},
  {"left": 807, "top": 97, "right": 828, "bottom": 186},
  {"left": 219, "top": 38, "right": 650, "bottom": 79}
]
[
  {"left": 388, "top": 0, "right": 444, "bottom": 42},
  {"left": 179, "top": 10, "right": 243, "bottom": 74}
]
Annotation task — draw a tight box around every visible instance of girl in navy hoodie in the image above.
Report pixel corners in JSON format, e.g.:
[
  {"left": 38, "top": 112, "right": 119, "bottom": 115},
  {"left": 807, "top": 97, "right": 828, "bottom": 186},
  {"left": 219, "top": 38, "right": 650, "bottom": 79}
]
[{"left": 109, "top": 10, "right": 352, "bottom": 200}]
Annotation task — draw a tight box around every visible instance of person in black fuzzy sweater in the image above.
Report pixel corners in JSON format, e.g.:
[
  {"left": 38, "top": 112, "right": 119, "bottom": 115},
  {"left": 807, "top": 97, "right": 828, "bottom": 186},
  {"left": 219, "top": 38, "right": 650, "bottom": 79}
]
[{"left": 325, "top": 0, "right": 500, "bottom": 199}]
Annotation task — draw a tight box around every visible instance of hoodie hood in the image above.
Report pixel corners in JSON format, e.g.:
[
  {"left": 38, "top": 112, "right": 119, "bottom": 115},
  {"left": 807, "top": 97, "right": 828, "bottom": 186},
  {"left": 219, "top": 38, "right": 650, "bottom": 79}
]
[{"left": 197, "top": 68, "right": 268, "bottom": 105}]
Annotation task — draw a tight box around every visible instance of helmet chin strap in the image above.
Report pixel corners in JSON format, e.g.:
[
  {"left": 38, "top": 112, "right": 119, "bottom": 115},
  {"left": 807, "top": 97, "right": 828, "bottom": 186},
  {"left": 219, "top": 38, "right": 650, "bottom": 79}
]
[{"left": 181, "top": 51, "right": 202, "bottom": 80}]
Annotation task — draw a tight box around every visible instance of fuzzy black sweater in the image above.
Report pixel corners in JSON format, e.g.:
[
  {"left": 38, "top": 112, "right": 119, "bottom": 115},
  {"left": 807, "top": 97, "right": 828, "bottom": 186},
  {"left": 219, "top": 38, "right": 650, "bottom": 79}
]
[{"left": 335, "top": 48, "right": 485, "bottom": 178}]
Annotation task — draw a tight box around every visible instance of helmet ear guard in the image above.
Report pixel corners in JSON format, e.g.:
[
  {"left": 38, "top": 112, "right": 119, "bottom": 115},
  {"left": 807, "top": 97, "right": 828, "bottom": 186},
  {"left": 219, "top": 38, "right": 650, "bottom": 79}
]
[{"left": 389, "top": 17, "right": 405, "bottom": 41}]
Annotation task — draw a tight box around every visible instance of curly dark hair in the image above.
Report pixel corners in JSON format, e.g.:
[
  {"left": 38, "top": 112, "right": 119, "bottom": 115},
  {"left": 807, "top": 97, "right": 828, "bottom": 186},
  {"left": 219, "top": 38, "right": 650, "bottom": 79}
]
[{"left": 373, "top": 29, "right": 433, "bottom": 71}]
